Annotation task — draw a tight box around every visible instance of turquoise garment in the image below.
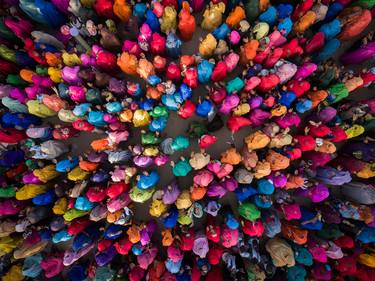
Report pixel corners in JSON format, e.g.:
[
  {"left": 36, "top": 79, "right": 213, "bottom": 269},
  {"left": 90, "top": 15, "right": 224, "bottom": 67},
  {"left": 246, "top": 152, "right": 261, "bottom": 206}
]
[
  {"left": 22, "top": 254, "right": 43, "bottom": 278},
  {"left": 172, "top": 159, "right": 192, "bottom": 177},
  {"left": 226, "top": 77, "right": 244, "bottom": 94},
  {"left": 162, "top": 94, "right": 179, "bottom": 111},
  {"left": 257, "top": 179, "right": 274, "bottom": 195},
  {"left": 75, "top": 196, "right": 94, "bottom": 211},
  {"left": 73, "top": 103, "right": 91, "bottom": 117},
  {"left": 88, "top": 111, "right": 107, "bottom": 127},
  {"left": 2, "top": 97, "right": 28, "bottom": 113},
  {"left": 105, "top": 101, "right": 123, "bottom": 113},
  {"left": 287, "top": 266, "right": 307, "bottom": 281},
  {"left": 133, "top": 3, "right": 147, "bottom": 22},
  {"left": 52, "top": 229, "right": 73, "bottom": 244},
  {"left": 171, "top": 135, "right": 190, "bottom": 151},
  {"left": 293, "top": 245, "right": 313, "bottom": 266}
]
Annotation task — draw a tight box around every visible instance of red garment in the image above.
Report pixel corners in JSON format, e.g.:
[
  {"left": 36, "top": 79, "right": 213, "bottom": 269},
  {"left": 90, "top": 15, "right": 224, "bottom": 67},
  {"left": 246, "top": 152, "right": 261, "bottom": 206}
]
[
  {"left": 86, "top": 186, "right": 107, "bottom": 202},
  {"left": 282, "top": 39, "right": 304, "bottom": 58},
  {"left": 96, "top": 51, "right": 118, "bottom": 72},
  {"left": 53, "top": 127, "right": 78, "bottom": 140},
  {"left": 114, "top": 236, "right": 133, "bottom": 255},
  {"left": 98, "top": 239, "right": 113, "bottom": 252},
  {"left": 334, "top": 235, "right": 354, "bottom": 249},
  {"left": 330, "top": 126, "right": 347, "bottom": 143},
  {"left": 183, "top": 67, "right": 198, "bottom": 88},
  {"left": 0, "top": 59, "right": 19, "bottom": 75},
  {"left": 94, "top": 0, "right": 117, "bottom": 19},
  {"left": 305, "top": 32, "right": 325, "bottom": 54},
  {"left": 206, "top": 267, "right": 223, "bottom": 281},
  {"left": 180, "top": 229, "right": 195, "bottom": 251},
  {"left": 211, "top": 61, "right": 228, "bottom": 82},
  {"left": 166, "top": 63, "right": 182, "bottom": 81},
  {"left": 286, "top": 148, "right": 302, "bottom": 160},
  {"left": 308, "top": 124, "right": 332, "bottom": 138},
  {"left": 264, "top": 48, "right": 283, "bottom": 68},
  {"left": 294, "top": 135, "right": 316, "bottom": 151},
  {"left": 206, "top": 225, "right": 221, "bottom": 243},
  {"left": 287, "top": 80, "right": 311, "bottom": 97},
  {"left": 72, "top": 120, "right": 95, "bottom": 132},
  {"left": 67, "top": 218, "right": 91, "bottom": 235},
  {"left": 257, "top": 74, "right": 280, "bottom": 92},
  {"left": 292, "top": 0, "right": 314, "bottom": 21},
  {"left": 5, "top": 163, "right": 26, "bottom": 179},
  {"left": 178, "top": 2, "right": 196, "bottom": 41},
  {"left": 209, "top": 87, "right": 227, "bottom": 105},
  {"left": 0, "top": 128, "right": 26, "bottom": 144},
  {"left": 199, "top": 134, "right": 217, "bottom": 149},
  {"left": 253, "top": 47, "right": 270, "bottom": 64},
  {"left": 227, "top": 116, "right": 252, "bottom": 132},
  {"left": 150, "top": 33, "right": 166, "bottom": 55},
  {"left": 207, "top": 245, "right": 223, "bottom": 265},
  {"left": 335, "top": 256, "right": 357, "bottom": 276},
  {"left": 178, "top": 100, "right": 196, "bottom": 119},
  {"left": 242, "top": 219, "right": 264, "bottom": 237},
  {"left": 106, "top": 183, "right": 128, "bottom": 199}
]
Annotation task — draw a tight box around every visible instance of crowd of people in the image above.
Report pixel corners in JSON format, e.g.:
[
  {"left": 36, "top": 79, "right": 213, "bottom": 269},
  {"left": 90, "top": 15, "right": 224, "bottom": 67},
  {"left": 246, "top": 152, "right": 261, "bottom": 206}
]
[{"left": 0, "top": 0, "right": 374, "bottom": 280}]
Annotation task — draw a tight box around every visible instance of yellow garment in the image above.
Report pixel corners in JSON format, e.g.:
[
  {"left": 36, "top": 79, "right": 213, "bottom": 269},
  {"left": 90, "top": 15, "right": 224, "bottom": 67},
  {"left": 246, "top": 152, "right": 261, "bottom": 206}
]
[
  {"left": 345, "top": 125, "right": 365, "bottom": 139},
  {"left": 176, "top": 190, "right": 192, "bottom": 209},
  {"left": 62, "top": 52, "right": 81, "bottom": 66},
  {"left": 27, "top": 100, "right": 57, "bottom": 118},
  {"left": 53, "top": 198, "right": 68, "bottom": 215},
  {"left": 178, "top": 210, "right": 193, "bottom": 225},
  {"left": 201, "top": 2, "right": 226, "bottom": 31},
  {"left": 161, "top": 6, "right": 177, "bottom": 34},
  {"left": 132, "top": 109, "right": 151, "bottom": 127},
  {"left": 199, "top": 33, "right": 217, "bottom": 58},
  {"left": 143, "top": 146, "right": 159, "bottom": 157},
  {"left": 58, "top": 109, "right": 80, "bottom": 123},
  {"left": 269, "top": 133, "right": 293, "bottom": 148},
  {"left": 33, "top": 165, "right": 60, "bottom": 182},
  {"left": 48, "top": 67, "right": 62, "bottom": 83},
  {"left": 2, "top": 265, "right": 23, "bottom": 281},
  {"left": 149, "top": 199, "right": 167, "bottom": 217},
  {"left": 233, "top": 103, "right": 250, "bottom": 116},
  {"left": 358, "top": 252, "right": 375, "bottom": 268},
  {"left": 245, "top": 131, "right": 271, "bottom": 150},
  {"left": 252, "top": 22, "right": 270, "bottom": 40},
  {"left": 344, "top": 76, "right": 364, "bottom": 92},
  {"left": 67, "top": 167, "right": 90, "bottom": 181},
  {"left": 0, "top": 236, "right": 20, "bottom": 256},
  {"left": 356, "top": 163, "right": 375, "bottom": 179},
  {"left": 16, "top": 184, "right": 48, "bottom": 200},
  {"left": 271, "top": 105, "right": 287, "bottom": 117}
]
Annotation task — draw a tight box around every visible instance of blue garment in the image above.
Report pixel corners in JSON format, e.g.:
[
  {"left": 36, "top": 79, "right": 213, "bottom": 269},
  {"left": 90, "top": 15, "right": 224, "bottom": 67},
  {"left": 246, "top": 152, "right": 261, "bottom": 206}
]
[
  {"left": 166, "top": 33, "right": 182, "bottom": 59},
  {"left": 162, "top": 94, "right": 179, "bottom": 111},
  {"left": 279, "top": 91, "right": 296, "bottom": 108},
  {"left": 133, "top": 3, "right": 147, "bottom": 23},
  {"left": 179, "top": 84, "right": 193, "bottom": 100},
  {"left": 56, "top": 157, "right": 79, "bottom": 172},
  {"left": 235, "top": 184, "right": 257, "bottom": 202},
  {"left": 149, "top": 117, "right": 168, "bottom": 132},
  {"left": 166, "top": 259, "right": 182, "bottom": 274},
  {"left": 212, "top": 23, "right": 231, "bottom": 40},
  {"left": 68, "top": 264, "right": 87, "bottom": 281},
  {"left": 198, "top": 60, "right": 214, "bottom": 84},
  {"left": 104, "top": 225, "right": 124, "bottom": 240},
  {"left": 147, "top": 75, "right": 161, "bottom": 86},
  {"left": 277, "top": 17, "right": 293, "bottom": 36},
  {"left": 277, "top": 4, "right": 293, "bottom": 19},
  {"left": 262, "top": 210, "right": 281, "bottom": 238},
  {"left": 245, "top": 63, "right": 262, "bottom": 78},
  {"left": 58, "top": 83, "right": 69, "bottom": 99},
  {"left": 196, "top": 100, "right": 213, "bottom": 117},
  {"left": 295, "top": 99, "right": 312, "bottom": 114},
  {"left": 257, "top": 179, "right": 275, "bottom": 195},
  {"left": 73, "top": 103, "right": 92, "bottom": 117},
  {"left": 259, "top": 6, "right": 277, "bottom": 25},
  {"left": 19, "top": 0, "right": 51, "bottom": 25},
  {"left": 300, "top": 209, "right": 323, "bottom": 230},
  {"left": 131, "top": 243, "right": 144, "bottom": 255},
  {"left": 319, "top": 19, "right": 341, "bottom": 41},
  {"left": 32, "top": 190, "right": 55, "bottom": 205},
  {"left": 90, "top": 170, "right": 109, "bottom": 183},
  {"left": 313, "top": 39, "right": 340, "bottom": 63},
  {"left": 163, "top": 207, "right": 178, "bottom": 228},
  {"left": 146, "top": 10, "right": 160, "bottom": 32},
  {"left": 73, "top": 232, "right": 92, "bottom": 251},
  {"left": 34, "top": 0, "right": 66, "bottom": 27},
  {"left": 88, "top": 111, "right": 107, "bottom": 127},
  {"left": 137, "top": 170, "right": 160, "bottom": 189},
  {"left": 323, "top": 2, "right": 343, "bottom": 23},
  {"left": 15, "top": 51, "right": 36, "bottom": 67},
  {"left": 105, "top": 101, "right": 122, "bottom": 113},
  {"left": 253, "top": 195, "right": 273, "bottom": 208},
  {"left": 139, "top": 99, "right": 155, "bottom": 111},
  {"left": 1, "top": 112, "right": 41, "bottom": 129},
  {"left": 226, "top": 213, "right": 239, "bottom": 229},
  {"left": 35, "top": 42, "right": 58, "bottom": 53},
  {"left": 357, "top": 227, "right": 375, "bottom": 244},
  {"left": 0, "top": 150, "right": 24, "bottom": 167}
]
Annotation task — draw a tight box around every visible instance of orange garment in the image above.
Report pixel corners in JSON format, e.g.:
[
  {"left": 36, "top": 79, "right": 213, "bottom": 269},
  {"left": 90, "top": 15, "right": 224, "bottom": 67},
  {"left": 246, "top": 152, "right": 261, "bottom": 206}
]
[
  {"left": 266, "top": 150, "right": 290, "bottom": 171},
  {"left": 281, "top": 223, "right": 308, "bottom": 245},
  {"left": 285, "top": 175, "right": 305, "bottom": 189},
  {"left": 178, "top": 1, "right": 196, "bottom": 41},
  {"left": 221, "top": 148, "right": 242, "bottom": 165},
  {"left": 127, "top": 225, "right": 141, "bottom": 243},
  {"left": 226, "top": 6, "right": 246, "bottom": 28},
  {"left": 190, "top": 185, "right": 207, "bottom": 201},
  {"left": 162, "top": 229, "right": 174, "bottom": 246},
  {"left": 240, "top": 40, "right": 259, "bottom": 65},
  {"left": 259, "top": 0, "right": 270, "bottom": 12},
  {"left": 307, "top": 90, "right": 328, "bottom": 108},
  {"left": 43, "top": 95, "right": 68, "bottom": 112},
  {"left": 79, "top": 160, "right": 99, "bottom": 172},
  {"left": 293, "top": 11, "right": 316, "bottom": 33},
  {"left": 146, "top": 87, "right": 162, "bottom": 100},
  {"left": 45, "top": 52, "right": 61, "bottom": 66},
  {"left": 117, "top": 52, "right": 138, "bottom": 76},
  {"left": 19, "top": 69, "right": 35, "bottom": 83},
  {"left": 119, "top": 109, "right": 133, "bottom": 123},
  {"left": 137, "top": 58, "right": 155, "bottom": 80},
  {"left": 91, "top": 138, "right": 116, "bottom": 151},
  {"left": 113, "top": 0, "right": 132, "bottom": 22}
]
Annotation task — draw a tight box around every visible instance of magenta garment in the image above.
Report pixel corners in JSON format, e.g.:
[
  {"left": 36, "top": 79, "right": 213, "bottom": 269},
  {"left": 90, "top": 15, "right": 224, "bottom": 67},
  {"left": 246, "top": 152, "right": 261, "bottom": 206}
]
[{"left": 341, "top": 42, "right": 375, "bottom": 65}]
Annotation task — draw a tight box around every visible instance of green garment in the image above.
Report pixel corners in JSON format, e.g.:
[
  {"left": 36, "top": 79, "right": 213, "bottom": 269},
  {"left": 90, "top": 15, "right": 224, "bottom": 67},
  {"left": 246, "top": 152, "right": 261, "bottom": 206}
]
[
  {"left": 0, "top": 186, "right": 16, "bottom": 198},
  {"left": 328, "top": 83, "right": 349, "bottom": 104},
  {"left": 141, "top": 132, "right": 161, "bottom": 145},
  {"left": 238, "top": 203, "right": 260, "bottom": 221},
  {"left": 150, "top": 105, "right": 169, "bottom": 118}
]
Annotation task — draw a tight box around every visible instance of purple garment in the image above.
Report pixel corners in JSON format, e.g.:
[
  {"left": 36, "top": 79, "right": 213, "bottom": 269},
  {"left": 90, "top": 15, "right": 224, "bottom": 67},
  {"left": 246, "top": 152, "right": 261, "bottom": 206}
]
[{"left": 341, "top": 42, "right": 375, "bottom": 65}]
